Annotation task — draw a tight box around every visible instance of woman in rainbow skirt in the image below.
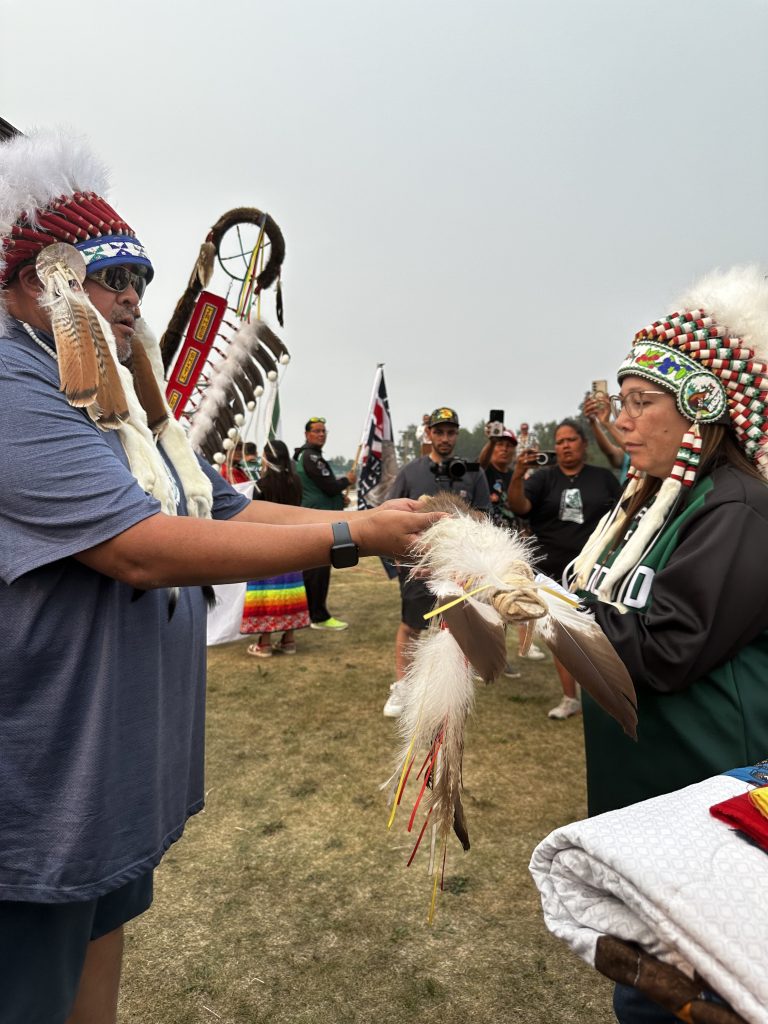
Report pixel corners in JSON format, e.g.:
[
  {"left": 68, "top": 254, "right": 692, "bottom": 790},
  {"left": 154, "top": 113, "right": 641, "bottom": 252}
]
[{"left": 243, "top": 440, "right": 310, "bottom": 657}]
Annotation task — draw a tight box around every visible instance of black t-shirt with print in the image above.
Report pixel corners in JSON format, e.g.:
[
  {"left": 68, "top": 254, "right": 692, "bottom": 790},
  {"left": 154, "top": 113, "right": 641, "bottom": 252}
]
[{"left": 524, "top": 463, "right": 620, "bottom": 580}]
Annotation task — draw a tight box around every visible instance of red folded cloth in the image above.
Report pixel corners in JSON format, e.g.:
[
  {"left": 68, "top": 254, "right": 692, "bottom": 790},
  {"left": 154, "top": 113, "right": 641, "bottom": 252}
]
[{"left": 710, "top": 786, "right": 768, "bottom": 851}]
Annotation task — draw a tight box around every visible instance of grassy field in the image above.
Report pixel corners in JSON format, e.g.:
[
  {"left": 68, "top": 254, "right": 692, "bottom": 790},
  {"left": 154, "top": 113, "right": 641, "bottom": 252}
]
[{"left": 120, "top": 561, "right": 612, "bottom": 1023}]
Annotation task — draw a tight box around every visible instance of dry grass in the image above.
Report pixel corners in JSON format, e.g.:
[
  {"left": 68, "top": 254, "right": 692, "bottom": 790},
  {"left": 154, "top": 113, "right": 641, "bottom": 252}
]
[{"left": 119, "top": 561, "right": 612, "bottom": 1023}]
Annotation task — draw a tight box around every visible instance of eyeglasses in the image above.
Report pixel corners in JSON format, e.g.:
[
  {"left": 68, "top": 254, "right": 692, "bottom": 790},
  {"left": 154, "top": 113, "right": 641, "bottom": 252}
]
[
  {"left": 87, "top": 264, "right": 149, "bottom": 300},
  {"left": 609, "top": 390, "right": 668, "bottom": 419}
]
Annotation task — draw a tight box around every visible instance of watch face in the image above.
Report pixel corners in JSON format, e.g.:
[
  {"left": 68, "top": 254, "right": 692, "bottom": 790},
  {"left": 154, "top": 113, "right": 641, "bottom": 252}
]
[
  {"left": 330, "top": 521, "right": 359, "bottom": 568},
  {"left": 331, "top": 542, "right": 359, "bottom": 569}
]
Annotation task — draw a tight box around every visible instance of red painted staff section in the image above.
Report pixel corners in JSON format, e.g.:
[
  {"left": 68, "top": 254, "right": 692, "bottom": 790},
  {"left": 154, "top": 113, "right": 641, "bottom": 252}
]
[{"left": 165, "top": 291, "right": 228, "bottom": 419}]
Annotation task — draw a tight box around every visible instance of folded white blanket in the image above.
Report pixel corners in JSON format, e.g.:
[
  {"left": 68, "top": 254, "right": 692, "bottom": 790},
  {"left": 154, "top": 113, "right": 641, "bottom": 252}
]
[{"left": 529, "top": 774, "right": 768, "bottom": 1024}]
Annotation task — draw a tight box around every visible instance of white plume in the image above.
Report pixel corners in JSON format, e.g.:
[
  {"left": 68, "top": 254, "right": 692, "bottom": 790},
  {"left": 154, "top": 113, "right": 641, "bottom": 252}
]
[{"left": 675, "top": 265, "right": 768, "bottom": 359}]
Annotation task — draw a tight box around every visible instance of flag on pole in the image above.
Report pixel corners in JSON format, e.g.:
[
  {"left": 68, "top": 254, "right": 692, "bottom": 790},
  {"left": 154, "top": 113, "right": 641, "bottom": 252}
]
[
  {"left": 357, "top": 366, "right": 398, "bottom": 511},
  {"left": 357, "top": 366, "right": 399, "bottom": 578}
]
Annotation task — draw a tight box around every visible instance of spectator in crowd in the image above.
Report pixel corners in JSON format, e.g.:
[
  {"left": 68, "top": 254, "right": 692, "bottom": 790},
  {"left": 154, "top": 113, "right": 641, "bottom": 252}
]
[
  {"left": 478, "top": 425, "right": 545, "bottom": 670},
  {"left": 383, "top": 406, "right": 491, "bottom": 716},
  {"left": 243, "top": 440, "right": 310, "bottom": 657},
  {"left": 478, "top": 426, "right": 519, "bottom": 531},
  {"left": 293, "top": 418, "right": 356, "bottom": 630},
  {"left": 221, "top": 441, "right": 250, "bottom": 483},
  {"left": 508, "top": 419, "right": 621, "bottom": 719},
  {"left": 583, "top": 392, "right": 629, "bottom": 478}
]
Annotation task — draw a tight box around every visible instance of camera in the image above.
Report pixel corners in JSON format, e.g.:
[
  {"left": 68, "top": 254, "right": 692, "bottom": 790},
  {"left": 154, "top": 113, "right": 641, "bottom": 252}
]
[
  {"left": 487, "top": 408, "right": 505, "bottom": 437},
  {"left": 534, "top": 450, "right": 557, "bottom": 466},
  {"left": 430, "top": 457, "right": 479, "bottom": 481}
]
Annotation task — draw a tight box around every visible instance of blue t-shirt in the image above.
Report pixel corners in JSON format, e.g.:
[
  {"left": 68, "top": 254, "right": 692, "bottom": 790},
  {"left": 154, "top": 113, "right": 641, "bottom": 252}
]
[{"left": 0, "top": 322, "right": 249, "bottom": 902}]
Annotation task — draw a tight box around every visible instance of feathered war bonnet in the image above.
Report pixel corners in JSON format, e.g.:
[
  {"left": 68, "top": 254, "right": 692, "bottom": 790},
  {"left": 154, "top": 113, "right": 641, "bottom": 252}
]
[
  {"left": 0, "top": 128, "right": 212, "bottom": 517},
  {"left": 573, "top": 266, "right": 768, "bottom": 608}
]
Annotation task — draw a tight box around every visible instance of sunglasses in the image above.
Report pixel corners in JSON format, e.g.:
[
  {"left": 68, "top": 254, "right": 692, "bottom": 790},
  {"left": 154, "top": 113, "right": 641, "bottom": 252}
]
[
  {"left": 87, "top": 264, "right": 149, "bottom": 300},
  {"left": 307, "top": 417, "right": 326, "bottom": 425}
]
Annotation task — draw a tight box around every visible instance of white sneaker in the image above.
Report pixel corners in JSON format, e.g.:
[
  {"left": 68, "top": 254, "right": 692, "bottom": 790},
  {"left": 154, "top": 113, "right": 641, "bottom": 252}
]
[
  {"left": 547, "top": 696, "right": 581, "bottom": 720},
  {"left": 503, "top": 663, "right": 522, "bottom": 679},
  {"left": 383, "top": 680, "right": 407, "bottom": 717},
  {"left": 519, "top": 642, "right": 547, "bottom": 661}
]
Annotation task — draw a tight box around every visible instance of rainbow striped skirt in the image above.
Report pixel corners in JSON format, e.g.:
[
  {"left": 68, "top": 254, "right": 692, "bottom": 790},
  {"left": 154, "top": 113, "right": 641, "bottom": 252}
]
[{"left": 241, "top": 571, "right": 310, "bottom": 634}]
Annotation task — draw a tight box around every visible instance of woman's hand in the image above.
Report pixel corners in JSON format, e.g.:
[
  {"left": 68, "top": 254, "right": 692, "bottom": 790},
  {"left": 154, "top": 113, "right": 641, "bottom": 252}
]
[
  {"left": 512, "top": 450, "right": 538, "bottom": 479},
  {"left": 583, "top": 393, "right": 610, "bottom": 425}
]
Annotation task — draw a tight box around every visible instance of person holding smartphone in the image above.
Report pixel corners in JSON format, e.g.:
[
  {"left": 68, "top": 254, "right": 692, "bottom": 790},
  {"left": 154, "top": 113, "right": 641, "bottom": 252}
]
[{"left": 507, "top": 419, "right": 621, "bottom": 718}]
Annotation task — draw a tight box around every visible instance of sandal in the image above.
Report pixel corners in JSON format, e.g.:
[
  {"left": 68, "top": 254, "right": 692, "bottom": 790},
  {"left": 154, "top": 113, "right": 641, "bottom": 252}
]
[
  {"left": 247, "top": 642, "right": 273, "bottom": 658},
  {"left": 278, "top": 640, "right": 297, "bottom": 655}
]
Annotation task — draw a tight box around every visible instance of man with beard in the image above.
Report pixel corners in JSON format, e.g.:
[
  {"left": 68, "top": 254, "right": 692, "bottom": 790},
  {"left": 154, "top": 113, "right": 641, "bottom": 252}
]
[
  {"left": 382, "top": 407, "right": 490, "bottom": 716},
  {"left": 0, "top": 129, "right": 438, "bottom": 1023}
]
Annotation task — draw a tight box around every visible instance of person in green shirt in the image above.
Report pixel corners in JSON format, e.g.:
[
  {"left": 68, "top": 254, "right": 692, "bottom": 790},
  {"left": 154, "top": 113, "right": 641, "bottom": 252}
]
[{"left": 293, "top": 417, "right": 356, "bottom": 629}]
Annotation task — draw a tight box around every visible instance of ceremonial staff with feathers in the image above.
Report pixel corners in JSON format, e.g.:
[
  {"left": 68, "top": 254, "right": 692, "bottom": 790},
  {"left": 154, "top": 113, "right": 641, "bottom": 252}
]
[{"left": 0, "top": 124, "right": 440, "bottom": 1023}]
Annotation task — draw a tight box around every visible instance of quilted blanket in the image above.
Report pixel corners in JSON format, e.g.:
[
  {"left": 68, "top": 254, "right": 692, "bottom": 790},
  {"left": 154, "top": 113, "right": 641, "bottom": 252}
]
[{"left": 529, "top": 774, "right": 768, "bottom": 1024}]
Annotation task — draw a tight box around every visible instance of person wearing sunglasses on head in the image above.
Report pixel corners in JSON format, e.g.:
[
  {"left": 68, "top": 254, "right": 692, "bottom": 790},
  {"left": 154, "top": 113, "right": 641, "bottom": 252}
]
[
  {"left": 0, "top": 128, "right": 441, "bottom": 1024},
  {"left": 293, "top": 417, "right": 357, "bottom": 630}
]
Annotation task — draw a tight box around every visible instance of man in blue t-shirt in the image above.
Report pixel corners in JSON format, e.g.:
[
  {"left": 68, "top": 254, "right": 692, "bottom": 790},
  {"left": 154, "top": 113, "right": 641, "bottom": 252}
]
[{"left": 0, "top": 129, "right": 438, "bottom": 1024}]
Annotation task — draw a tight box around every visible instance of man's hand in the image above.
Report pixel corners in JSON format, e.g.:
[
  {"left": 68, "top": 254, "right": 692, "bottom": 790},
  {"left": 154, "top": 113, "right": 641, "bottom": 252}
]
[
  {"left": 372, "top": 497, "right": 425, "bottom": 513},
  {"left": 346, "top": 469, "right": 357, "bottom": 484},
  {"left": 352, "top": 509, "right": 445, "bottom": 561}
]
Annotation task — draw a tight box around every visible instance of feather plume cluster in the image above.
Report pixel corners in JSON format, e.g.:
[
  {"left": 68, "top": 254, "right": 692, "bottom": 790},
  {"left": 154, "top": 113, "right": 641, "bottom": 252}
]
[
  {"left": 387, "top": 495, "right": 637, "bottom": 919},
  {"left": 36, "top": 244, "right": 129, "bottom": 428},
  {"left": 187, "top": 319, "right": 290, "bottom": 464},
  {"left": 675, "top": 265, "right": 768, "bottom": 361}
]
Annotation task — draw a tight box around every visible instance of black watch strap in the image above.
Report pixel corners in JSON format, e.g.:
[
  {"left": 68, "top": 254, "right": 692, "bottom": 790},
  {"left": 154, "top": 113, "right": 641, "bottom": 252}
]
[{"left": 330, "top": 520, "right": 359, "bottom": 569}]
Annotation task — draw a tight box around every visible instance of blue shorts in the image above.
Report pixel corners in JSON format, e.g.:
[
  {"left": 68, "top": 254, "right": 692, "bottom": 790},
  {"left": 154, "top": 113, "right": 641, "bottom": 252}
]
[{"left": 0, "top": 871, "right": 153, "bottom": 1024}]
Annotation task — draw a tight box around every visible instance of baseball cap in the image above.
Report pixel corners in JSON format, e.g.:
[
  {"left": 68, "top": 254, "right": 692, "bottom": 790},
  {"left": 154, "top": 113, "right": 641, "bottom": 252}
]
[
  {"left": 427, "top": 407, "right": 459, "bottom": 428},
  {"left": 497, "top": 427, "right": 518, "bottom": 445}
]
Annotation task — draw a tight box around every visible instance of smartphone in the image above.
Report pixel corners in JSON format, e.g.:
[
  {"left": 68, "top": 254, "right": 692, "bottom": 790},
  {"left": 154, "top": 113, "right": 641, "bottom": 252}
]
[{"left": 592, "top": 379, "right": 608, "bottom": 397}]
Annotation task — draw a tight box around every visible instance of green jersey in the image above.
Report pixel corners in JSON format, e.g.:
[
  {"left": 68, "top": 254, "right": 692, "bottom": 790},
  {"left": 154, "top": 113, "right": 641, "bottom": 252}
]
[{"left": 576, "top": 465, "right": 768, "bottom": 816}]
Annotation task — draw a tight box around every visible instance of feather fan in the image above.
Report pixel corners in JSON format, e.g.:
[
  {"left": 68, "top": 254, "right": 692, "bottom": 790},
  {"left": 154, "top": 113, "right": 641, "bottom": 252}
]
[
  {"left": 386, "top": 494, "right": 637, "bottom": 920},
  {"left": 187, "top": 318, "right": 288, "bottom": 462}
]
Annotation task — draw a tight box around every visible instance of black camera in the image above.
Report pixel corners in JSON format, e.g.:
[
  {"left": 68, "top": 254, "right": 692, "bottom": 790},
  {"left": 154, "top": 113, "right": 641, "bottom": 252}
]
[
  {"left": 430, "top": 457, "right": 479, "bottom": 481},
  {"left": 534, "top": 451, "right": 557, "bottom": 467}
]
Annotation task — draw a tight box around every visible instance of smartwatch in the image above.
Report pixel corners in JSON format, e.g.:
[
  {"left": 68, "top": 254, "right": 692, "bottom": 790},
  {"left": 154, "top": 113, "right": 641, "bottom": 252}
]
[{"left": 330, "top": 521, "right": 359, "bottom": 569}]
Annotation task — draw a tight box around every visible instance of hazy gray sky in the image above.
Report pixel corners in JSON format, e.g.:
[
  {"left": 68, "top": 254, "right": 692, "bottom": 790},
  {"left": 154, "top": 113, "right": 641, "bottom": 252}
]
[{"left": 2, "top": 0, "right": 767, "bottom": 458}]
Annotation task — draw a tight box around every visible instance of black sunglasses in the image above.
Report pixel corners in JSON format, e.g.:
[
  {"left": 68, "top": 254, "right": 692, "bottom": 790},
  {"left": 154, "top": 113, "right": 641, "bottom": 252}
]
[{"left": 87, "top": 264, "right": 149, "bottom": 300}]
